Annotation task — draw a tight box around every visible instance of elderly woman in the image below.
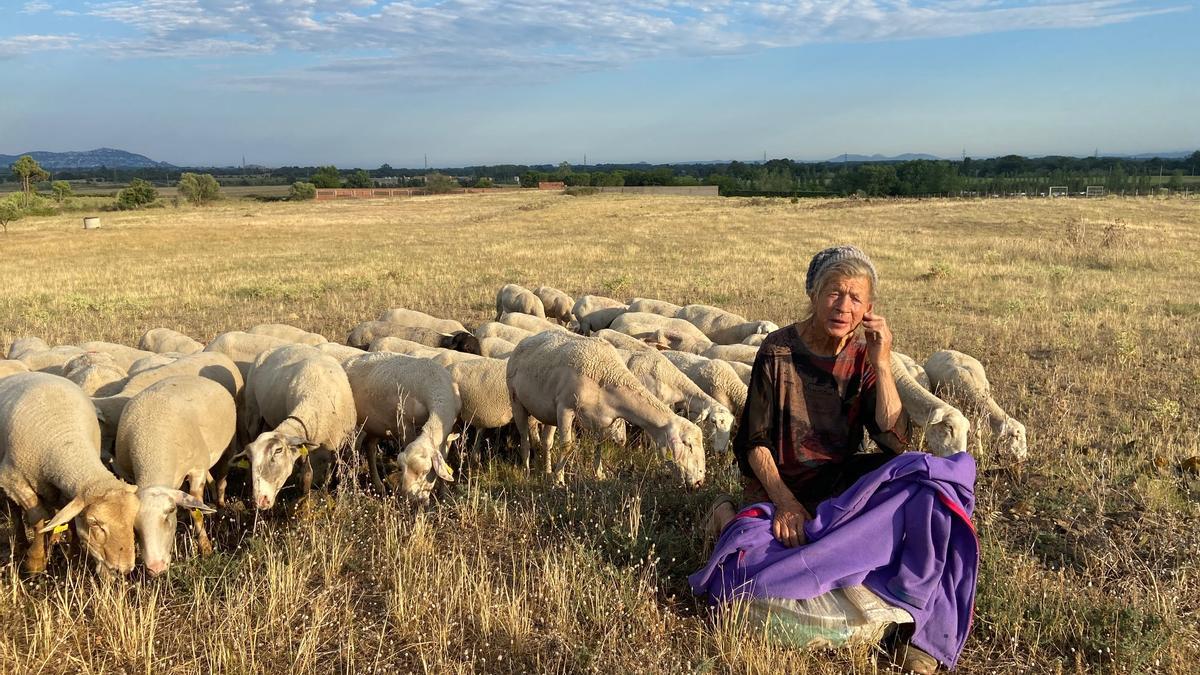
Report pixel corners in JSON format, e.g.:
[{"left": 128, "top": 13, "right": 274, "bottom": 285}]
[{"left": 693, "top": 246, "right": 978, "bottom": 675}]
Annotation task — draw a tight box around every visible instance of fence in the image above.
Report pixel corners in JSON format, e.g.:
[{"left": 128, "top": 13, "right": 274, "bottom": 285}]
[
  {"left": 314, "top": 187, "right": 520, "bottom": 201},
  {"left": 589, "top": 185, "right": 718, "bottom": 196}
]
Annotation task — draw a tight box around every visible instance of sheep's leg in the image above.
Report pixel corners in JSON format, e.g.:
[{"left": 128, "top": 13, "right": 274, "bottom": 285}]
[
  {"left": 210, "top": 441, "right": 235, "bottom": 509},
  {"left": 3, "top": 482, "right": 48, "bottom": 574},
  {"left": 364, "top": 437, "right": 388, "bottom": 496},
  {"left": 551, "top": 408, "right": 576, "bottom": 484},
  {"left": 470, "top": 430, "right": 484, "bottom": 471},
  {"left": 4, "top": 497, "right": 28, "bottom": 568},
  {"left": 188, "top": 473, "right": 213, "bottom": 557},
  {"left": 538, "top": 424, "right": 557, "bottom": 475},
  {"left": 511, "top": 397, "right": 533, "bottom": 475},
  {"left": 594, "top": 419, "right": 624, "bottom": 480}
]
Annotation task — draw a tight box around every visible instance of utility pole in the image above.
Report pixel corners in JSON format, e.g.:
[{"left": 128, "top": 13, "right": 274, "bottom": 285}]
[{"left": 424, "top": 154, "right": 428, "bottom": 170}]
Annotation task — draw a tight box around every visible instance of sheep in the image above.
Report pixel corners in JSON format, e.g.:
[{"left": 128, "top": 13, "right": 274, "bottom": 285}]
[
  {"left": 889, "top": 352, "right": 970, "bottom": 458},
  {"left": 377, "top": 307, "right": 467, "bottom": 334},
  {"left": 741, "top": 333, "right": 767, "bottom": 346},
  {"left": 594, "top": 329, "right": 667, "bottom": 353},
  {"left": 727, "top": 360, "right": 752, "bottom": 385},
  {"left": 369, "top": 336, "right": 440, "bottom": 357},
  {"left": 701, "top": 343, "right": 760, "bottom": 365},
  {"left": 892, "top": 351, "right": 930, "bottom": 389},
  {"left": 7, "top": 337, "right": 50, "bottom": 360},
  {"left": 924, "top": 350, "right": 1027, "bottom": 462},
  {"left": 500, "top": 311, "right": 567, "bottom": 335},
  {"left": 344, "top": 353, "right": 460, "bottom": 503},
  {"left": 495, "top": 283, "right": 546, "bottom": 319},
  {"left": 534, "top": 286, "right": 574, "bottom": 324},
  {"left": 506, "top": 330, "right": 706, "bottom": 486},
  {"left": 247, "top": 323, "right": 327, "bottom": 346},
  {"left": 241, "top": 344, "right": 357, "bottom": 509},
  {"left": 64, "top": 352, "right": 128, "bottom": 396},
  {"left": 349, "top": 323, "right": 480, "bottom": 354},
  {"left": 610, "top": 312, "right": 713, "bottom": 348},
  {"left": 127, "top": 353, "right": 181, "bottom": 376},
  {"left": 479, "top": 337, "right": 516, "bottom": 359},
  {"left": 620, "top": 349, "right": 736, "bottom": 453},
  {"left": 0, "top": 372, "right": 140, "bottom": 575},
  {"left": 315, "top": 342, "right": 368, "bottom": 365},
  {"left": 17, "top": 344, "right": 86, "bottom": 376},
  {"left": 429, "top": 349, "right": 484, "bottom": 368},
  {"left": 662, "top": 351, "right": 749, "bottom": 418},
  {"left": 0, "top": 359, "right": 30, "bottom": 380},
  {"left": 113, "top": 376, "right": 233, "bottom": 574},
  {"left": 628, "top": 298, "right": 683, "bottom": 317},
  {"left": 475, "top": 321, "right": 534, "bottom": 345},
  {"left": 76, "top": 341, "right": 157, "bottom": 372},
  {"left": 203, "top": 331, "right": 290, "bottom": 380},
  {"left": 674, "top": 304, "right": 778, "bottom": 345},
  {"left": 445, "top": 357, "right": 514, "bottom": 459},
  {"left": 138, "top": 328, "right": 205, "bottom": 355},
  {"left": 571, "top": 295, "right": 627, "bottom": 333}
]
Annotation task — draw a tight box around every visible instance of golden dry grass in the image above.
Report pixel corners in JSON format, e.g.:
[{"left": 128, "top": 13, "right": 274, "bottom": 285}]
[{"left": 1, "top": 191, "right": 1198, "bottom": 673}]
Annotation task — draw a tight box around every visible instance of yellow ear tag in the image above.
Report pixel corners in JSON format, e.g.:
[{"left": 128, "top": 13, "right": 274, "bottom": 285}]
[
  {"left": 52, "top": 523, "right": 69, "bottom": 535},
  {"left": 444, "top": 465, "right": 453, "bottom": 478},
  {"left": 192, "top": 508, "right": 203, "bottom": 518},
  {"left": 232, "top": 459, "right": 250, "bottom": 470},
  {"left": 297, "top": 445, "right": 309, "bottom": 457}
]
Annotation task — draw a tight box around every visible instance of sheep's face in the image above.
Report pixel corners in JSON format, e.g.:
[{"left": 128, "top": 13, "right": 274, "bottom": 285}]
[
  {"left": 925, "top": 408, "right": 970, "bottom": 457},
  {"left": 451, "top": 332, "right": 482, "bottom": 355},
  {"left": 754, "top": 321, "right": 779, "bottom": 335},
  {"left": 998, "top": 418, "right": 1028, "bottom": 462},
  {"left": 707, "top": 407, "right": 736, "bottom": 453},
  {"left": 79, "top": 490, "right": 140, "bottom": 576},
  {"left": 664, "top": 417, "right": 706, "bottom": 488},
  {"left": 246, "top": 431, "right": 307, "bottom": 510},
  {"left": 135, "top": 487, "right": 213, "bottom": 576},
  {"left": 395, "top": 439, "right": 455, "bottom": 504}
]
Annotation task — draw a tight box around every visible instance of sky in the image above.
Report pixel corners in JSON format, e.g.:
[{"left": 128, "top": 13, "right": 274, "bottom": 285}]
[{"left": 1, "top": 0, "right": 1197, "bottom": 168}]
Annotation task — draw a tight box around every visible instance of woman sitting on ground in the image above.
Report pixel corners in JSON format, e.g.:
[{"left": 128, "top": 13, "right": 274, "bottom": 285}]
[{"left": 697, "top": 246, "right": 976, "bottom": 674}]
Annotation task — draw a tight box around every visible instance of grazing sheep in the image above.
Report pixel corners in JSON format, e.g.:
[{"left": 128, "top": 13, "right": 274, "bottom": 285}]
[
  {"left": 628, "top": 298, "right": 683, "bottom": 317},
  {"left": 594, "top": 329, "right": 666, "bottom": 352},
  {"left": 571, "top": 295, "right": 627, "bottom": 333},
  {"left": 727, "top": 360, "right": 752, "bottom": 385},
  {"left": 7, "top": 337, "right": 50, "bottom": 361},
  {"left": 241, "top": 344, "right": 357, "bottom": 509},
  {"left": 620, "top": 349, "right": 736, "bottom": 453},
  {"left": 889, "top": 353, "right": 970, "bottom": 458},
  {"left": 76, "top": 341, "right": 157, "bottom": 372},
  {"left": 0, "top": 373, "right": 140, "bottom": 575},
  {"left": 352, "top": 323, "right": 480, "bottom": 354},
  {"left": 203, "top": 331, "right": 290, "bottom": 380},
  {"left": 64, "top": 352, "right": 128, "bottom": 396},
  {"left": 247, "top": 323, "right": 327, "bottom": 346},
  {"left": 127, "top": 353, "right": 181, "bottom": 376},
  {"left": 506, "top": 331, "right": 706, "bottom": 486},
  {"left": 495, "top": 283, "right": 546, "bottom": 319},
  {"left": 315, "top": 342, "right": 368, "bottom": 365},
  {"left": 18, "top": 345, "right": 86, "bottom": 376},
  {"left": 445, "top": 357, "right": 514, "bottom": 457},
  {"left": 662, "top": 351, "right": 749, "bottom": 418},
  {"left": 377, "top": 307, "right": 466, "bottom": 334},
  {"left": 138, "top": 328, "right": 205, "bottom": 355},
  {"left": 344, "top": 353, "right": 460, "bottom": 503},
  {"left": 500, "top": 312, "right": 567, "bottom": 335},
  {"left": 742, "top": 333, "right": 767, "bottom": 346},
  {"left": 924, "top": 350, "right": 1027, "bottom": 462},
  {"left": 610, "top": 312, "right": 712, "bottom": 348},
  {"left": 479, "top": 337, "right": 516, "bottom": 359},
  {"left": 0, "top": 359, "right": 30, "bottom": 380},
  {"left": 701, "top": 343, "right": 760, "bottom": 365},
  {"left": 475, "top": 321, "right": 534, "bottom": 345},
  {"left": 892, "top": 352, "right": 930, "bottom": 389},
  {"left": 368, "top": 336, "right": 440, "bottom": 357},
  {"left": 534, "top": 286, "right": 574, "bottom": 324},
  {"left": 429, "top": 349, "right": 484, "bottom": 368},
  {"left": 113, "top": 376, "right": 233, "bottom": 574},
  {"left": 675, "top": 304, "right": 778, "bottom": 345}
]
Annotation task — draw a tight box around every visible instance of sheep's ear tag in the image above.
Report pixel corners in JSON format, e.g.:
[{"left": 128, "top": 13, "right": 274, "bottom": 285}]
[
  {"left": 297, "top": 445, "right": 309, "bottom": 457},
  {"left": 52, "top": 523, "right": 69, "bottom": 535},
  {"left": 191, "top": 508, "right": 203, "bottom": 518},
  {"left": 232, "top": 459, "right": 250, "bottom": 470}
]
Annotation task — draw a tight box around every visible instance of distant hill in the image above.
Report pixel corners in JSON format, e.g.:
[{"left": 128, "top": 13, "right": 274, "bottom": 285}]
[
  {"left": 826, "top": 153, "right": 943, "bottom": 162},
  {"left": 0, "top": 148, "right": 174, "bottom": 170}
]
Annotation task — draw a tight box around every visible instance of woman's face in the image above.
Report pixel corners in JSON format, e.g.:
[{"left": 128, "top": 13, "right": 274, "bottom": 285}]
[{"left": 812, "top": 275, "right": 873, "bottom": 340}]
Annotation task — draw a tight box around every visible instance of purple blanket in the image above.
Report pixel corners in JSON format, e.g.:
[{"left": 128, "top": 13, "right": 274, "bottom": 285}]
[{"left": 689, "top": 452, "right": 978, "bottom": 669}]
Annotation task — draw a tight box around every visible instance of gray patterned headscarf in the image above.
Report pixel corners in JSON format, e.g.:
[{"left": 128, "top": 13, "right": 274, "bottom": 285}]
[{"left": 805, "top": 245, "right": 877, "bottom": 297}]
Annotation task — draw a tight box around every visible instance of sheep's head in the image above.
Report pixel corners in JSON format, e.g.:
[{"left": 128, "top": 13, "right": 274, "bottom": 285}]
[
  {"left": 925, "top": 406, "right": 970, "bottom": 457},
  {"left": 42, "top": 485, "right": 140, "bottom": 575},
  {"left": 663, "top": 416, "right": 706, "bottom": 488},
  {"left": 754, "top": 321, "right": 779, "bottom": 335},
  {"left": 706, "top": 405, "right": 736, "bottom": 453},
  {"left": 997, "top": 417, "right": 1028, "bottom": 463},
  {"left": 245, "top": 431, "right": 309, "bottom": 510},
  {"left": 450, "top": 331, "right": 482, "bottom": 355},
  {"left": 135, "top": 487, "right": 213, "bottom": 576},
  {"left": 394, "top": 433, "right": 459, "bottom": 504}
]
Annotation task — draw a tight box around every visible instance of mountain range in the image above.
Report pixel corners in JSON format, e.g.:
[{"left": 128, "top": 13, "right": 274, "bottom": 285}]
[{"left": 0, "top": 148, "right": 175, "bottom": 170}]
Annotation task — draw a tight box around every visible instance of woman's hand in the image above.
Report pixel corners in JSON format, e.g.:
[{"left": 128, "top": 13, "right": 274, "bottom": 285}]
[
  {"left": 772, "top": 499, "right": 811, "bottom": 548},
  {"left": 862, "top": 311, "right": 893, "bottom": 369}
]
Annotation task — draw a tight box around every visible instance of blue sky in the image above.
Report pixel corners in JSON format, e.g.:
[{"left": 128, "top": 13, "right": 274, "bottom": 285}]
[{"left": 2, "top": 1, "right": 1196, "bottom": 167}]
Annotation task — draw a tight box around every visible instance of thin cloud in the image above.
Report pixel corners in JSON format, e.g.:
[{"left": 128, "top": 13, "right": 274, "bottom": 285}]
[
  {"left": 0, "top": 34, "right": 78, "bottom": 59},
  {"left": 20, "top": 1, "right": 52, "bottom": 14}
]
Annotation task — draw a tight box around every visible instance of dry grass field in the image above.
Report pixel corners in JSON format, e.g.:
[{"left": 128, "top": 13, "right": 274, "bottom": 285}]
[{"left": 0, "top": 191, "right": 1198, "bottom": 673}]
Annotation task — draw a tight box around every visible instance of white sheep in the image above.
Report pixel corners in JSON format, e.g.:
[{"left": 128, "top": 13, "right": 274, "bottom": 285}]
[
  {"left": 76, "top": 341, "right": 157, "bottom": 372},
  {"left": 889, "top": 352, "right": 970, "bottom": 458},
  {"left": 741, "top": 334, "right": 766, "bottom": 346},
  {"left": 315, "top": 342, "right": 368, "bottom": 365},
  {"left": 127, "top": 353, "right": 181, "bottom": 376},
  {"left": 203, "top": 331, "right": 290, "bottom": 380},
  {"left": 500, "top": 311, "right": 568, "bottom": 335},
  {"left": 0, "top": 372, "right": 140, "bottom": 575},
  {"left": 368, "top": 336, "right": 441, "bottom": 357},
  {"left": 344, "top": 353, "right": 460, "bottom": 503},
  {"left": 727, "top": 360, "right": 752, "bottom": 386},
  {"left": 506, "top": 331, "right": 706, "bottom": 485},
  {"left": 594, "top": 328, "right": 666, "bottom": 352},
  {"left": 17, "top": 344, "right": 86, "bottom": 376},
  {"left": 571, "top": 295, "right": 627, "bottom": 333},
  {"left": 241, "top": 344, "right": 357, "bottom": 509},
  {"left": 138, "top": 328, "right": 205, "bottom": 355},
  {"left": 892, "top": 351, "right": 930, "bottom": 389},
  {"left": 376, "top": 307, "right": 467, "bottom": 334},
  {"left": 0, "top": 359, "right": 31, "bottom": 380},
  {"left": 247, "top": 323, "right": 327, "bottom": 346},
  {"left": 924, "top": 350, "right": 1027, "bottom": 462},
  {"left": 534, "top": 286, "right": 574, "bottom": 324},
  {"left": 495, "top": 283, "right": 546, "bottom": 319},
  {"left": 701, "top": 343, "right": 760, "bottom": 365},
  {"left": 662, "top": 351, "right": 749, "bottom": 418},
  {"left": 445, "top": 357, "right": 514, "bottom": 459},
  {"left": 675, "top": 304, "right": 778, "bottom": 345},
  {"left": 429, "top": 349, "right": 485, "bottom": 368},
  {"left": 7, "top": 337, "right": 50, "bottom": 360},
  {"left": 620, "top": 349, "right": 736, "bottom": 453},
  {"left": 479, "top": 337, "right": 516, "bottom": 359},
  {"left": 474, "top": 321, "right": 535, "bottom": 345},
  {"left": 113, "top": 376, "right": 232, "bottom": 574},
  {"left": 627, "top": 298, "right": 683, "bottom": 317},
  {"left": 64, "top": 352, "right": 128, "bottom": 396},
  {"left": 610, "top": 312, "right": 713, "bottom": 349}
]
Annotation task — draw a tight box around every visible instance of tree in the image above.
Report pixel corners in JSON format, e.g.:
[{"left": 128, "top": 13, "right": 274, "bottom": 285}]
[
  {"left": 288, "top": 181, "right": 317, "bottom": 200},
  {"left": 0, "top": 199, "right": 21, "bottom": 234},
  {"left": 51, "top": 180, "right": 73, "bottom": 204},
  {"left": 311, "top": 166, "right": 342, "bottom": 188},
  {"left": 474, "top": 177, "right": 494, "bottom": 188},
  {"left": 1168, "top": 169, "right": 1184, "bottom": 191},
  {"left": 116, "top": 178, "right": 159, "bottom": 210},
  {"left": 177, "top": 172, "right": 221, "bottom": 205},
  {"left": 11, "top": 155, "right": 49, "bottom": 207},
  {"left": 424, "top": 172, "right": 460, "bottom": 194},
  {"left": 345, "top": 169, "right": 373, "bottom": 188}
]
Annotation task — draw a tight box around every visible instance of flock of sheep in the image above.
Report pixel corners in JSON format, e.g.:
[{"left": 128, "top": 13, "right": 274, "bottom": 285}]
[{"left": 0, "top": 283, "right": 1026, "bottom": 578}]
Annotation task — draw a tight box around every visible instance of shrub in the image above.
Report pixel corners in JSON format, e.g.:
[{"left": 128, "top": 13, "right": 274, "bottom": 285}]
[
  {"left": 289, "top": 181, "right": 317, "bottom": 201},
  {"left": 311, "top": 166, "right": 342, "bottom": 189},
  {"left": 51, "top": 180, "right": 73, "bottom": 204},
  {"left": 0, "top": 198, "right": 22, "bottom": 234},
  {"left": 115, "top": 178, "right": 159, "bottom": 210},
  {"left": 345, "top": 170, "right": 373, "bottom": 189},
  {"left": 177, "top": 173, "right": 221, "bottom": 206},
  {"left": 424, "top": 173, "right": 460, "bottom": 194},
  {"left": 564, "top": 186, "right": 599, "bottom": 197}
]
